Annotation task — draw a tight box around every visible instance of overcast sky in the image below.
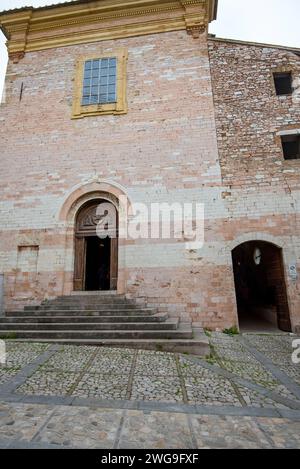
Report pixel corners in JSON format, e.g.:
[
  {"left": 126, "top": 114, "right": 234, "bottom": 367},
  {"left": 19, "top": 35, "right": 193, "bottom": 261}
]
[{"left": 0, "top": 0, "right": 300, "bottom": 100}]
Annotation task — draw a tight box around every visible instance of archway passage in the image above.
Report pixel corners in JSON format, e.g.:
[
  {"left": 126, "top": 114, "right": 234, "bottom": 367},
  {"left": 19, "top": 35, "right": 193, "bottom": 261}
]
[
  {"left": 74, "top": 200, "right": 118, "bottom": 291},
  {"left": 232, "top": 241, "right": 291, "bottom": 332}
]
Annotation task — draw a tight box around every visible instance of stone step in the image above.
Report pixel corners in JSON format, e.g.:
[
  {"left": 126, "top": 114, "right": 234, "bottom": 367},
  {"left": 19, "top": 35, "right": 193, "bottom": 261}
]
[
  {"left": 4, "top": 329, "right": 209, "bottom": 356},
  {"left": 40, "top": 303, "right": 141, "bottom": 309},
  {"left": 0, "top": 319, "right": 178, "bottom": 331},
  {"left": 65, "top": 293, "right": 121, "bottom": 299},
  {"left": 40, "top": 299, "right": 137, "bottom": 305},
  {"left": 29, "top": 304, "right": 142, "bottom": 311},
  {"left": 0, "top": 327, "right": 192, "bottom": 340},
  {"left": 27, "top": 302, "right": 145, "bottom": 309},
  {"left": 7, "top": 308, "right": 157, "bottom": 317},
  {"left": 58, "top": 292, "right": 122, "bottom": 297},
  {"left": 40, "top": 296, "right": 136, "bottom": 306},
  {"left": 0, "top": 313, "right": 168, "bottom": 324}
]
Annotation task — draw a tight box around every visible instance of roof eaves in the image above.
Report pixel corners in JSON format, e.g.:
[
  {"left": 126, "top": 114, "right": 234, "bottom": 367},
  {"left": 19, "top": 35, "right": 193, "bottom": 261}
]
[{"left": 209, "top": 36, "right": 300, "bottom": 55}]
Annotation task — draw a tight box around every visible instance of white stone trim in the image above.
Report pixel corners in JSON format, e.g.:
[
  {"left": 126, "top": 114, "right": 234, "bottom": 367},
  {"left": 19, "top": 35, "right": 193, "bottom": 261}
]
[{"left": 276, "top": 129, "right": 300, "bottom": 136}]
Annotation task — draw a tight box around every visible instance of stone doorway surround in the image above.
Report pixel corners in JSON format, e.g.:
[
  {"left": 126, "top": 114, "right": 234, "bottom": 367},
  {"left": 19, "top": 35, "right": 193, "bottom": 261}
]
[{"left": 57, "top": 181, "right": 132, "bottom": 297}]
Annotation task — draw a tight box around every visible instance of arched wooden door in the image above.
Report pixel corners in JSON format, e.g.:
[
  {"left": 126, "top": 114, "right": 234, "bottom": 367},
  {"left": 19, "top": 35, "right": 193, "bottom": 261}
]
[{"left": 74, "top": 200, "right": 118, "bottom": 291}]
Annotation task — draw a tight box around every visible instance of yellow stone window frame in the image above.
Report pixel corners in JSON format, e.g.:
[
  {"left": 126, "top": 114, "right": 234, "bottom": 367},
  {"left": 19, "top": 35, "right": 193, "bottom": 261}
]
[{"left": 72, "top": 48, "right": 128, "bottom": 119}]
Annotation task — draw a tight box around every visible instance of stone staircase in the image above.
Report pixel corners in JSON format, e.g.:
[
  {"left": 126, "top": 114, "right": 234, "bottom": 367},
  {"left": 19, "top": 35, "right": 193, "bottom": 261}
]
[{"left": 0, "top": 294, "right": 209, "bottom": 356}]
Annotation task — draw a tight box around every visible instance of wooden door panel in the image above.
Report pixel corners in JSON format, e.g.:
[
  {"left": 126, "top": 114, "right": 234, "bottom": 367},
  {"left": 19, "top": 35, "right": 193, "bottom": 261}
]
[
  {"left": 266, "top": 248, "right": 291, "bottom": 332},
  {"left": 110, "top": 237, "right": 118, "bottom": 290},
  {"left": 74, "top": 237, "right": 86, "bottom": 291}
]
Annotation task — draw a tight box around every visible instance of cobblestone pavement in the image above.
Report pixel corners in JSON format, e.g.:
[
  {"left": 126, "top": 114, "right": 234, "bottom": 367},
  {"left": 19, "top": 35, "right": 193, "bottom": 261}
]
[{"left": 0, "top": 333, "right": 299, "bottom": 448}]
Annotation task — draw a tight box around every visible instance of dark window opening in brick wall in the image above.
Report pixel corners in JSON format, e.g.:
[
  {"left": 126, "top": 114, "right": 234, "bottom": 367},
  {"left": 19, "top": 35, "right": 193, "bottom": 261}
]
[
  {"left": 281, "top": 135, "right": 300, "bottom": 160},
  {"left": 273, "top": 72, "right": 293, "bottom": 96}
]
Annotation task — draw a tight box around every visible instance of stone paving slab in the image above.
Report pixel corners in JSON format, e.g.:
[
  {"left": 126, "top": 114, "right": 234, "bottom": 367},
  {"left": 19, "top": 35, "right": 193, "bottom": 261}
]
[
  {"left": 0, "top": 401, "right": 54, "bottom": 443},
  {"left": 17, "top": 371, "right": 81, "bottom": 397},
  {"left": 278, "top": 365, "right": 300, "bottom": 385},
  {"left": 131, "top": 376, "right": 183, "bottom": 402},
  {"left": 0, "top": 333, "right": 299, "bottom": 448},
  {"left": 33, "top": 405, "right": 124, "bottom": 449},
  {"left": 0, "top": 401, "right": 299, "bottom": 449},
  {"left": 73, "top": 373, "right": 130, "bottom": 400},
  {"left": 118, "top": 410, "right": 193, "bottom": 449},
  {"left": 41, "top": 351, "right": 94, "bottom": 373},
  {"left": 254, "top": 417, "right": 300, "bottom": 449},
  {"left": 0, "top": 368, "right": 20, "bottom": 386},
  {"left": 190, "top": 414, "right": 273, "bottom": 449},
  {"left": 236, "top": 384, "right": 289, "bottom": 409},
  {"left": 185, "top": 375, "right": 241, "bottom": 406},
  {"left": 89, "top": 349, "right": 134, "bottom": 374}
]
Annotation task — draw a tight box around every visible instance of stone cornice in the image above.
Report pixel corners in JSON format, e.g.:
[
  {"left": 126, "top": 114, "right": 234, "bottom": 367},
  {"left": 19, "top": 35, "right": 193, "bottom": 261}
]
[{"left": 0, "top": 0, "right": 217, "bottom": 56}]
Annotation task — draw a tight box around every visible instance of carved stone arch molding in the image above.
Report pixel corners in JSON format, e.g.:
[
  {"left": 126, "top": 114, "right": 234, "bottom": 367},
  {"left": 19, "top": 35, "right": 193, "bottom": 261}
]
[
  {"left": 70, "top": 191, "right": 119, "bottom": 227},
  {"left": 75, "top": 197, "right": 118, "bottom": 235},
  {"left": 58, "top": 181, "right": 132, "bottom": 224}
]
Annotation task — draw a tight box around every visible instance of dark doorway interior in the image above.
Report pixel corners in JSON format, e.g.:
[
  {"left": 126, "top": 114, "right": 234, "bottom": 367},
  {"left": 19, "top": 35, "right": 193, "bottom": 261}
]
[
  {"left": 85, "top": 236, "right": 111, "bottom": 291},
  {"left": 232, "top": 241, "right": 291, "bottom": 332}
]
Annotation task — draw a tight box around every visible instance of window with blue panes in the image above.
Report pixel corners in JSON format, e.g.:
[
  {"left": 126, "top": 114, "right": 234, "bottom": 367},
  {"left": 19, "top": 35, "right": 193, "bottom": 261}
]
[{"left": 82, "top": 57, "right": 117, "bottom": 106}]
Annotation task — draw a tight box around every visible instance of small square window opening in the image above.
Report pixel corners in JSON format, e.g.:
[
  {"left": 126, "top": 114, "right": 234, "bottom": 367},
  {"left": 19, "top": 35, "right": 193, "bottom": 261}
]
[
  {"left": 281, "top": 135, "right": 300, "bottom": 160},
  {"left": 273, "top": 72, "right": 293, "bottom": 96}
]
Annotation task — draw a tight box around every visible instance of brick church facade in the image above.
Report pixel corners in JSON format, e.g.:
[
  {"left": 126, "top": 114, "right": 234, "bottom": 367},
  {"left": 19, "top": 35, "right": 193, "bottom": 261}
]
[{"left": 0, "top": 0, "right": 299, "bottom": 333}]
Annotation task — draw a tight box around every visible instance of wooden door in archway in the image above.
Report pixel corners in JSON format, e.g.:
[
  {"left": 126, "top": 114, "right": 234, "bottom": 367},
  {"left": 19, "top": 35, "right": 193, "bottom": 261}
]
[{"left": 74, "top": 201, "right": 118, "bottom": 291}]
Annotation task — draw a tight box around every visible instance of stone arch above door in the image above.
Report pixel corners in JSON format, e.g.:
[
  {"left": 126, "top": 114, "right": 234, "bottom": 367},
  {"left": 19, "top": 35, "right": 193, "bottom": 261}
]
[
  {"left": 229, "top": 233, "right": 286, "bottom": 252},
  {"left": 58, "top": 180, "right": 132, "bottom": 224}
]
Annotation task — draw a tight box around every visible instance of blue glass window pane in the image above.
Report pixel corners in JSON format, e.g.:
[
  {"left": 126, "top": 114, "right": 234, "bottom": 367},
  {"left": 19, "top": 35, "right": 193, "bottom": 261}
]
[
  {"left": 82, "top": 56, "right": 117, "bottom": 106},
  {"left": 92, "top": 59, "right": 100, "bottom": 68}
]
